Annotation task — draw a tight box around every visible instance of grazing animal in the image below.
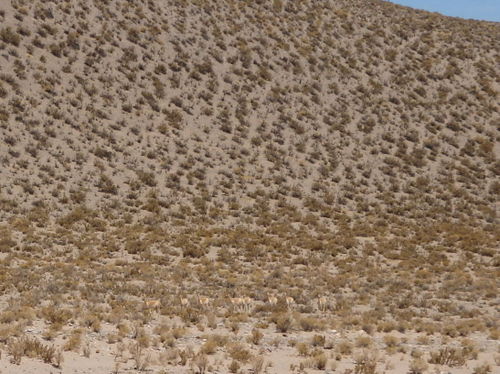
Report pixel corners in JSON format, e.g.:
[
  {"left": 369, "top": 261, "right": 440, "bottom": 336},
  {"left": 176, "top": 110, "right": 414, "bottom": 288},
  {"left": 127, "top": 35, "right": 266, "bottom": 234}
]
[
  {"left": 198, "top": 295, "right": 210, "bottom": 309},
  {"left": 231, "top": 296, "right": 253, "bottom": 312},
  {"left": 230, "top": 297, "right": 245, "bottom": 311},
  {"left": 180, "top": 297, "right": 189, "bottom": 308},
  {"left": 144, "top": 299, "right": 161, "bottom": 311},
  {"left": 318, "top": 296, "right": 327, "bottom": 311},
  {"left": 267, "top": 294, "right": 278, "bottom": 306},
  {"left": 285, "top": 296, "right": 295, "bottom": 309},
  {"left": 243, "top": 296, "right": 252, "bottom": 312}
]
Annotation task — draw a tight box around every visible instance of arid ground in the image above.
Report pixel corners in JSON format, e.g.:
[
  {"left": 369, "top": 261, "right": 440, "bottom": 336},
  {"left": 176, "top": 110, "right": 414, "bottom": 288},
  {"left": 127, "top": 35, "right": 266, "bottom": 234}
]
[{"left": 0, "top": 0, "right": 498, "bottom": 373}]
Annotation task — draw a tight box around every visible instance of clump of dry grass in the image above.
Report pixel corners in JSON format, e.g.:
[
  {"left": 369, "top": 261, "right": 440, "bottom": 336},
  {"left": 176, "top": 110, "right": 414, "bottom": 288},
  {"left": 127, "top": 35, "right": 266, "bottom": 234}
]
[
  {"left": 428, "top": 347, "right": 468, "bottom": 367},
  {"left": 7, "top": 336, "right": 60, "bottom": 367}
]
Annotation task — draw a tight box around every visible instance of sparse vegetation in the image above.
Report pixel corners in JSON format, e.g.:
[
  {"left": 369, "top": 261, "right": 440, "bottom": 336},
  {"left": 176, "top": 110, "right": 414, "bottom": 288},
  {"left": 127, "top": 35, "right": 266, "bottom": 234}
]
[{"left": 0, "top": 0, "right": 497, "bottom": 373}]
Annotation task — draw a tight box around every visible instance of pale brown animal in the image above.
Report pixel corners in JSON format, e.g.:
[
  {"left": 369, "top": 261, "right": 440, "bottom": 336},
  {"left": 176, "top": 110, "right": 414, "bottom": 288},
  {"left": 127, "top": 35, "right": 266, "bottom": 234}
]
[
  {"left": 318, "top": 296, "right": 327, "bottom": 311},
  {"left": 243, "top": 296, "right": 252, "bottom": 311},
  {"left": 230, "top": 297, "right": 245, "bottom": 311},
  {"left": 144, "top": 299, "right": 161, "bottom": 311},
  {"left": 198, "top": 295, "right": 210, "bottom": 309},
  {"left": 180, "top": 297, "right": 189, "bottom": 308},
  {"left": 267, "top": 294, "right": 278, "bottom": 306}
]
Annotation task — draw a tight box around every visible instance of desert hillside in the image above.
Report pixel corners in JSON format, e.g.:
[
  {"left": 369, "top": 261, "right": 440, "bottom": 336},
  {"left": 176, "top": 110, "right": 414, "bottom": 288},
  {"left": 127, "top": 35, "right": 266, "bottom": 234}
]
[{"left": 0, "top": 0, "right": 499, "bottom": 373}]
